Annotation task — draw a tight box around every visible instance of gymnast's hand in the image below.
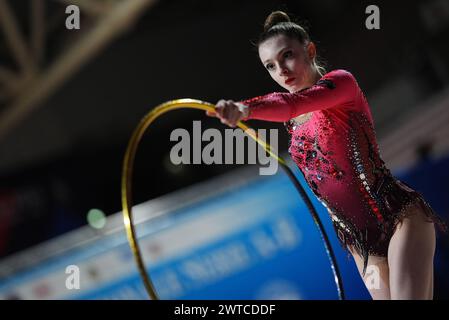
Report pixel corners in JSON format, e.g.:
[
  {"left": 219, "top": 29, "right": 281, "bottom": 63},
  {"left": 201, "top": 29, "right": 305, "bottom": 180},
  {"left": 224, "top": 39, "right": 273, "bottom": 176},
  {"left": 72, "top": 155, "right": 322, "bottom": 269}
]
[{"left": 206, "top": 99, "right": 249, "bottom": 128}]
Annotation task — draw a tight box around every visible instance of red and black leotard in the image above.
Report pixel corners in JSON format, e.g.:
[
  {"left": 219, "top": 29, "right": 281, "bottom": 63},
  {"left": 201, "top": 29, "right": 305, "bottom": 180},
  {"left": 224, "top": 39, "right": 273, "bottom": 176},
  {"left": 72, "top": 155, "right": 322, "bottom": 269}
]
[{"left": 239, "top": 69, "right": 445, "bottom": 274}]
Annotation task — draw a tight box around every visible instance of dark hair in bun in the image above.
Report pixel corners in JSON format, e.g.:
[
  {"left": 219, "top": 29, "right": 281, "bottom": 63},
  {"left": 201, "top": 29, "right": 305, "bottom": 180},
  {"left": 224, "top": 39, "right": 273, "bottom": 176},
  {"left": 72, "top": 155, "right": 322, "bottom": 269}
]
[
  {"left": 257, "top": 11, "right": 326, "bottom": 75},
  {"left": 259, "top": 11, "right": 310, "bottom": 48},
  {"left": 263, "top": 10, "right": 291, "bottom": 31}
]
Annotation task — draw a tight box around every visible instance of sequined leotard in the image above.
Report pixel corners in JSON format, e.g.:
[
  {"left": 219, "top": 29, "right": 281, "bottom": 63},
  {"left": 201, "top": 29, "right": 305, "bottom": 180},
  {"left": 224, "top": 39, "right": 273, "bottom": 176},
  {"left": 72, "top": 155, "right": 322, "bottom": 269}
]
[{"left": 239, "top": 69, "right": 445, "bottom": 274}]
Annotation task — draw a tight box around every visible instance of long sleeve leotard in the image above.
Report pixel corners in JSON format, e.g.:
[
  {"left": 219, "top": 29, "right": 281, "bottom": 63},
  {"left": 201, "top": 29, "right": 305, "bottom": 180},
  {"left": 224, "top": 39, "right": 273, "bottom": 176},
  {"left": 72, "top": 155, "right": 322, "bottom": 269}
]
[{"left": 238, "top": 69, "right": 445, "bottom": 274}]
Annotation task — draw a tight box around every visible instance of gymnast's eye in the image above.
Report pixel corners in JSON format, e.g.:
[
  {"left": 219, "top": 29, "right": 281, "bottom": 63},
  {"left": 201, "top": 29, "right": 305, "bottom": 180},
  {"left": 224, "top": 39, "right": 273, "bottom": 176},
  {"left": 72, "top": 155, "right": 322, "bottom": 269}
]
[
  {"left": 283, "top": 50, "right": 293, "bottom": 58},
  {"left": 266, "top": 63, "right": 275, "bottom": 71}
]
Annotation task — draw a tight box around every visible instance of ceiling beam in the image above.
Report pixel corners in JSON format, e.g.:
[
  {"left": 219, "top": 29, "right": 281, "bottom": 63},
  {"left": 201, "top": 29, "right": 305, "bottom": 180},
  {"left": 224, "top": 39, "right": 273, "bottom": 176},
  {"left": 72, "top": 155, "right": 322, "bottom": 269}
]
[
  {"left": 0, "top": 0, "right": 157, "bottom": 141},
  {"left": 0, "top": 0, "right": 36, "bottom": 75}
]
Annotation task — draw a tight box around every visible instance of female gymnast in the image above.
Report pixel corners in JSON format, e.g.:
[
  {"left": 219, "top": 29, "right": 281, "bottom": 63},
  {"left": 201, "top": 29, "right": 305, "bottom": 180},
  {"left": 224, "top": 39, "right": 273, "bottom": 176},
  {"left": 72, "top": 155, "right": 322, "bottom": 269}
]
[{"left": 206, "top": 11, "right": 446, "bottom": 300}]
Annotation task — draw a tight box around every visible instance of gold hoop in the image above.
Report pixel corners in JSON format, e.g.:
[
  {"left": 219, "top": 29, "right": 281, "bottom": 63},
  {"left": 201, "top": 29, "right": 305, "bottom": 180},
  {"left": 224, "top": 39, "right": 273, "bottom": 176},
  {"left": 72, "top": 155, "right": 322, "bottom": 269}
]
[{"left": 121, "top": 98, "right": 286, "bottom": 299}]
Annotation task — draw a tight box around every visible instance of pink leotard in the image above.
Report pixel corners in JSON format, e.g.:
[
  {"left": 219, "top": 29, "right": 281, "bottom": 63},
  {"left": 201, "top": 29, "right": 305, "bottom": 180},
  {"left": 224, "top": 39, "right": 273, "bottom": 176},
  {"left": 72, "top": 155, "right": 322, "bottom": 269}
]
[{"left": 239, "top": 69, "right": 445, "bottom": 273}]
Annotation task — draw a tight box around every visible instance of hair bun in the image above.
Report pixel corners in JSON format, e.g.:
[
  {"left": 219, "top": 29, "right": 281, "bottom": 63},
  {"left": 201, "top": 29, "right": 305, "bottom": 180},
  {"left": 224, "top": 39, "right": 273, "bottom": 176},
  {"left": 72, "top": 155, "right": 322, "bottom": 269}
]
[{"left": 263, "top": 11, "right": 291, "bottom": 32}]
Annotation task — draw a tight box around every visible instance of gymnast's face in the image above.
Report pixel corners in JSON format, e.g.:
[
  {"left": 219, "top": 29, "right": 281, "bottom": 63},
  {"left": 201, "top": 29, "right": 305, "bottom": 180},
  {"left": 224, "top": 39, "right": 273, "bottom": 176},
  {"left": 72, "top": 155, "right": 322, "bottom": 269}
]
[{"left": 258, "top": 34, "right": 318, "bottom": 93}]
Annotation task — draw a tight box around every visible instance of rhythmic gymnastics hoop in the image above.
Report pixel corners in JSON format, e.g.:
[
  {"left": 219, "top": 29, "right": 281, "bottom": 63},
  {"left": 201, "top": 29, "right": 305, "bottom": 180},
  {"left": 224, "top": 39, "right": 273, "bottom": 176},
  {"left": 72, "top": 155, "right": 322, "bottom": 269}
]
[{"left": 121, "top": 98, "right": 345, "bottom": 300}]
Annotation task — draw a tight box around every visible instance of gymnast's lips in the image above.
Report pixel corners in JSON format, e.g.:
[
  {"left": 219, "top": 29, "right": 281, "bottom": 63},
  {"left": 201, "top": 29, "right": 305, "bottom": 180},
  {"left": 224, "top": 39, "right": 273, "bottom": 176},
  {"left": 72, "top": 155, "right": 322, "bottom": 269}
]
[{"left": 285, "top": 77, "right": 296, "bottom": 85}]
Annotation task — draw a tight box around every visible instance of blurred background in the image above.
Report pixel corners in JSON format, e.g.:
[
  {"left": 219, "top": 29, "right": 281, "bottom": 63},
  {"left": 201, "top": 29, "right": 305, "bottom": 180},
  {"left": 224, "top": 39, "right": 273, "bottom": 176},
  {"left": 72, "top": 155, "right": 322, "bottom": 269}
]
[{"left": 0, "top": 0, "right": 448, "bottom": 299}]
